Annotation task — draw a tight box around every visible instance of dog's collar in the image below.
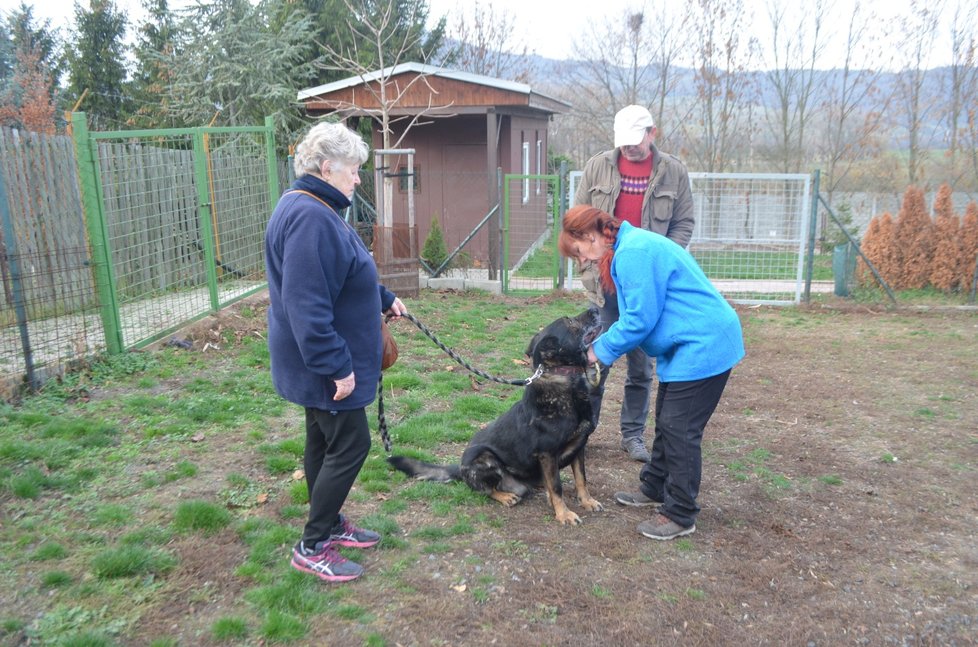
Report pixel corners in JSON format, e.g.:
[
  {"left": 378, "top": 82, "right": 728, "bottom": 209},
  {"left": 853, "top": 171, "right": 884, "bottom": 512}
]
[{"left": 543, "top": 365, "right": 586, "bottom": 377}]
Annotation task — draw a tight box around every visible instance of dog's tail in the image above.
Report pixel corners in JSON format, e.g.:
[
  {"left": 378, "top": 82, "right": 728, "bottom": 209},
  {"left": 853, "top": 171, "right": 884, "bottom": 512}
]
[{"left": 388, "top": 456, "right": 461, "bottom": 482}]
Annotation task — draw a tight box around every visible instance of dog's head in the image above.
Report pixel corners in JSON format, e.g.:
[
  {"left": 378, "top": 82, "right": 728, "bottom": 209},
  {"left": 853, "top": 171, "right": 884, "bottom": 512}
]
[{"left": 525, "top": 308, "right": 602, "bottom": 369}]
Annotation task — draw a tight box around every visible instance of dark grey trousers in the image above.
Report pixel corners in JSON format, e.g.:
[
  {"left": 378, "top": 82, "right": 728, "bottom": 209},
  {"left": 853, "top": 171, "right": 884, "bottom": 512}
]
[
  {"left": 301, "top": 407, "right": 371, "bottom": 547},
  {"left": 638, "top": 369, "right": 731, "bottom": 528}
]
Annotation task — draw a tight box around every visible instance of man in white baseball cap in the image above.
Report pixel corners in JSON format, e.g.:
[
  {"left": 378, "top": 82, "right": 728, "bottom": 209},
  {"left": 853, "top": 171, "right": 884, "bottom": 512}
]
[{"left": 572, "top": 104, "right": 695, "bottom": 463}]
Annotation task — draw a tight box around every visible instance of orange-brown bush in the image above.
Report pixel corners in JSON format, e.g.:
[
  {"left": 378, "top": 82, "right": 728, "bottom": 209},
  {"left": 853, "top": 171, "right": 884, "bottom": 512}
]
[
  {"left": 929, "top": 184, "right": 961, "bottom": 292},
  {"left": 959, "top": 202, "right": 978, "bottom": 291},
  {"left": 894, "top": 186, "right": 934, "bottom": 289}
]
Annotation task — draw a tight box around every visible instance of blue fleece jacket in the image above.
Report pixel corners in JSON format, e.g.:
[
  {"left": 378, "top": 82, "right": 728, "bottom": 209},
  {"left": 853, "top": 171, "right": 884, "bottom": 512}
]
[
  {"left": 264, "top": 175, "right": 395, "bottom": 410},
  {"left": 592, "top": 222, "right": 745, "bottom": 382}
]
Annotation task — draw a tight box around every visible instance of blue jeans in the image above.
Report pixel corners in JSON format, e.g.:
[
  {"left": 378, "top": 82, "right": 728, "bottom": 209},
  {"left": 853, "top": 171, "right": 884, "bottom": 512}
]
[
  {"left": 637, "top": 369, "right": 731, "bottom": 528},
  {"left": 588, "top": 293, "right": 653, "bottom": 441}
]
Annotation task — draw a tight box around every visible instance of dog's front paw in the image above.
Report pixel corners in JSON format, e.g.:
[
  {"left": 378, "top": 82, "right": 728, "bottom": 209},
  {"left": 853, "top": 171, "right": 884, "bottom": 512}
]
[
  {"left": 580, "top": 498, "right": 603, "bottom": 512},
  {"left": 556, "top": 510, "right": 583, "bottom": 525},
  {"left": 490, "top": 489, "right": 522, "bottom": 507}
]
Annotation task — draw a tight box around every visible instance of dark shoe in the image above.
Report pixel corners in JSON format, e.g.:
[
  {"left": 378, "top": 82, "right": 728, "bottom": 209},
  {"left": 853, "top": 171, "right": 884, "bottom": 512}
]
[
  {"left": 614, "top": 490, "right": 662, "bottom": 507},
  {"left": 637, "top": 514, "right": 695, "bottom": 541},
  {"left": 329, "top": 514, "right": 381, "bottom": 548},
  {"left": 620, "top": 437, "right": 650, "bottom": 462},
  {"left": 291, "top": 540, "right": 363, "bottom": 582}
]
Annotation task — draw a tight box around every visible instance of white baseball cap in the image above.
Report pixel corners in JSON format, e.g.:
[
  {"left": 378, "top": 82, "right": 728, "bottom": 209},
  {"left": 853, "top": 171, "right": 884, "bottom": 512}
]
[{"left": 613, "top": 105, "right": 655, "bottom": 148}]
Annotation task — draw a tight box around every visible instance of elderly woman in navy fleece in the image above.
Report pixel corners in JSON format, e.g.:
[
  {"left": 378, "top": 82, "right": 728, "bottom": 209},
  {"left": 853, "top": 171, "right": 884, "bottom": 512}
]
[
  {"left": 558, "top": 204, "right": 744, "bottom": 542},
  {"left": 264, "top": 121, "right": 406, "bottom": 583}
]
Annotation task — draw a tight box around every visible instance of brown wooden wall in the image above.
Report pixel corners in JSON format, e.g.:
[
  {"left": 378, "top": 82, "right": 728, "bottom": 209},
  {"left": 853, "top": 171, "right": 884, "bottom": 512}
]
[{"left": 373, "top": 113, "right": 550, "bottom": 265}]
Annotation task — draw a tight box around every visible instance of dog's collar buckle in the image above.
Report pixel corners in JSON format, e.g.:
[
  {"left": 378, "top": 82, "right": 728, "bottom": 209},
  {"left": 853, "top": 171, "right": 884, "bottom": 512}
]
[{"left": 523, "top": 365, "right": 545, "bottom": 385}]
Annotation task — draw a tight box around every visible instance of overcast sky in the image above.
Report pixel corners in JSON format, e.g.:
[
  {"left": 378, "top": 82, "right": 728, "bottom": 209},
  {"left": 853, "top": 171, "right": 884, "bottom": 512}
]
[{"left": 1, "top": 0, "right": 962, "bottom": 70}]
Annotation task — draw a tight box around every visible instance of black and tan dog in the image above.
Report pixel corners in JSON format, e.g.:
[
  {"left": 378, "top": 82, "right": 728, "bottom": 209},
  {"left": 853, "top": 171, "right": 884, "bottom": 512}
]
[{"left": 388, "top": 309, "right": 604, "bottom": 525}]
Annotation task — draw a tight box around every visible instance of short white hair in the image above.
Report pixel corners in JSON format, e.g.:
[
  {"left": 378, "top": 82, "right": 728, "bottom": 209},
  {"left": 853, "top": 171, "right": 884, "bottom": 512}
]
[{"left": 293, "top": 121, "right": 369, "bottom": 177}]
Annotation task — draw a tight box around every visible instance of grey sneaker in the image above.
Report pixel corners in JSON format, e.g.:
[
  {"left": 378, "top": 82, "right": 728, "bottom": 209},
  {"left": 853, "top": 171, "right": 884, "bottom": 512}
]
[
  {"left": 620, "top": 437, "right": 651, "bottom": 462},
  {"left": 329, "top": 514, "right": 381, "bottom": 548},
  {"left": 637, "top": 514, "right": 695, "bottom": 541},
  {"left": 614, "top": 490, "right": 662, "bottom": 507},
  {"left": 291, "top": 540, "right": 363, "bottom": 582}
]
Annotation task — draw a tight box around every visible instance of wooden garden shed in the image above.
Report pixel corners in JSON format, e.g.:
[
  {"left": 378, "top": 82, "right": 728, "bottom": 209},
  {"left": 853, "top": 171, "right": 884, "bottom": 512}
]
[{"left": 297, "top": 62, "right": 570, "bottom": 288}]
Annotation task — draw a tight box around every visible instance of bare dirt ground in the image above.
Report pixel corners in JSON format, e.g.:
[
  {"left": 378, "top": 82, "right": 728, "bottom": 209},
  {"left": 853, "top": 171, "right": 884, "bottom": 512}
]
[{"left": 27, "top": 293, "right": 978, "bottom": 646}]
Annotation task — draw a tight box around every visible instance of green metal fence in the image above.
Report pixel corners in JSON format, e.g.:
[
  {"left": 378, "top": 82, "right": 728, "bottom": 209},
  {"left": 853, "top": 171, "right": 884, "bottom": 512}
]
[
  {"left": 72, "top": 113, "right": 278, "bottom": 353},
  {"left": 501, "top": 173, "right": 562, "bottom": 294}
]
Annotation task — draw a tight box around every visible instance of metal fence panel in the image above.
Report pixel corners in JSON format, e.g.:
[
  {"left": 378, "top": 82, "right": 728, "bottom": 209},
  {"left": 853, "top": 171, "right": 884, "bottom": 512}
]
[
  {"left": 1, "top": 120, "right": 277, "bottom": 398},
  {"left": 566, "top": 170, "right": 811, "bottom": 304},
  {"left": 86, "top": 125, "right": 272, "bottom": 349},
  {"left": 502, "top": 174, "right": 561, "bottom": 293}
]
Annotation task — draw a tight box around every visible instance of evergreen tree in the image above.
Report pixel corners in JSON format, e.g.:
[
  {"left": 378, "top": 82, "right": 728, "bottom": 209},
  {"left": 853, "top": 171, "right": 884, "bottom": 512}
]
[
  {"left": 959, "top": 202, "right": 978, "bottom": 293},
  {"left": 893, "top": 185, "right": 933, "bottom": 290},
  {"left": 929, "top": 184, "right": 961, "bottom": 292},
  {"left": 299, "top": 0, "right": 445, "bottom": 86},
  {"left": 129, "top": 0, "right": 176, "bottom": 128},
  {"left": 0, "top": 22, "right": 12, "bottom": 86},
  {"left": 6, "top": 3, "right": 63, "bottom": 85},
  {"left": 64, "top": 0, "right": 131, "bottom": 130},
  {"left": 163, "top": 0, "right": 319, "bottom": 148},
  {"left": 858, "top": 214, "right": 885, "bottom": 288},
  {"left": 421, "top": 215, "right": 448, "bottom": 271}
]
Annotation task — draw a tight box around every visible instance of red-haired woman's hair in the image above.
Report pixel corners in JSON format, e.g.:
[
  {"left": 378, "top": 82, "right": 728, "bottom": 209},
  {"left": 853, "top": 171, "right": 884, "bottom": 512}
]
[{"left": 558, "top": 205, "right": 621, "bottom": 295}]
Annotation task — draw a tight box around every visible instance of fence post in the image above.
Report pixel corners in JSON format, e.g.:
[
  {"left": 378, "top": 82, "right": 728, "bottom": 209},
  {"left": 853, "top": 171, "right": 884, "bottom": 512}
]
[
  {"left": 264, "top": 116, "right": 280, "bottom": 203},
  {"left": 0, "top": 158, "right": 39, "bottom": 389},
  {"left": 501, "top": 171, "right": 510, "bottom": 294},
  {"left": 192, "top": 128, "right": 220, "bottom": 311},
  {"left": 71, "top": 112, "right": 124, "bottom": 354},
  {"left": 551, "top": 175, "right": 561, "bottom": 290},
  {"left": 803, "top": 169, "right": 820, "bottom": 303}
]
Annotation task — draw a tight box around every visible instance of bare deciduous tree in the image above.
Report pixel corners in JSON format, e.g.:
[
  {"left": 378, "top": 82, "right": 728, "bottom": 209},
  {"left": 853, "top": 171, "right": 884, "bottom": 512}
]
[
  {"left": 436, "top": 1, "right": 534, "bottom": 82},
  {"left": 815, "top": 2, "right": 892, "bottom": 228},
  {"left": 552, "top": 1, "right": 687, "bottom": 163},
  {"left": 760, "top": 0, "right": 827, "bottom": 173},
  {"left": 894, "top": 0, "right": 945, "bottom": 186},
  {"left": 683, "top": 0, "right": 757, "bottom": 173},
  {"left": 942, "top": 1, "right": 977, "bottom": 188},
  {"left": 316, "top": 0, "right": 452, "bottom": 228}
]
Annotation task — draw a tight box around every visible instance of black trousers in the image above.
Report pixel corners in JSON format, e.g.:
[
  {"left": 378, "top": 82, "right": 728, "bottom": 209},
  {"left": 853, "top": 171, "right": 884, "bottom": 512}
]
[
  {"left": 638, "top": 369, "right": 731, "bottom": 528},
  {"left": 301, "top": 407, "right": 371, "bottom": 547}
]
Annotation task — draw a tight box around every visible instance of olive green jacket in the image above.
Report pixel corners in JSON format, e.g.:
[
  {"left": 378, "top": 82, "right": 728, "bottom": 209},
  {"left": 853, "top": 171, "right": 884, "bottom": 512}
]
[{"left": 573, "top": 145, "right": 695, "bottom": 306}]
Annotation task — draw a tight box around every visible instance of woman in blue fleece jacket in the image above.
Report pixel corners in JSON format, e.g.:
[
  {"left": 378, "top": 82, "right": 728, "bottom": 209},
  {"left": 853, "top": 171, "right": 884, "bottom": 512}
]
[
  {"left": 558, "top": 204, "right": 744, "bottom": 541},
  {"left": 265, "top": 122, "right": 406, "bottom": 582}
]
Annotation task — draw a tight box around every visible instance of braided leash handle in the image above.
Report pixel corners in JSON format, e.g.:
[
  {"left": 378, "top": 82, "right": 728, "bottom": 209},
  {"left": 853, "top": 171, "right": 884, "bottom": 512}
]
[{"left": 376, "top": 372, "right": 392, "bottom": 453}]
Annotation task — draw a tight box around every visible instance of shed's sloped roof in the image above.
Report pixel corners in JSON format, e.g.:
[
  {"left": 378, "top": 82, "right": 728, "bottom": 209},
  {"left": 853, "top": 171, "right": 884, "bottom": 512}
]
[{"left": 298, "top": 62, "right": 570, "bottom": 116}]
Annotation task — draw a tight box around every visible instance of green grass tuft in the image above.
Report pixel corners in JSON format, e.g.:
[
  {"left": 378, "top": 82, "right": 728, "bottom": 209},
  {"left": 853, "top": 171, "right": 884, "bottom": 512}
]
[
  {"left": 172, "top": 500, "right": 233, "bottom": 534},
  {"left": 90, "top": 545, "right": 177, "bottom": 578},
  {"left": 32, "top": 542, "right": 68, "bottom": 561},
  {"left": 211, "top": 616, "right": 249, "bottom": 640}
]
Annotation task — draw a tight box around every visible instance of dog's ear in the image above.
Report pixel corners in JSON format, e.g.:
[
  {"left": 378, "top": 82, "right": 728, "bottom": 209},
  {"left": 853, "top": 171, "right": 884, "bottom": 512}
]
[
  {"left": 525, "top": 329, "right": 544, "bottom": 358},
  {"left": 529, "top": 334, "right": 560, "bottom": 364}
]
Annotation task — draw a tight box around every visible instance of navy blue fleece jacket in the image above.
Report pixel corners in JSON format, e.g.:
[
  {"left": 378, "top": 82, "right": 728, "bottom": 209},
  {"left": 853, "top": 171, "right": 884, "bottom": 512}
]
[{"left": 264, "top": 174, "right": 395, "bottom": 410}]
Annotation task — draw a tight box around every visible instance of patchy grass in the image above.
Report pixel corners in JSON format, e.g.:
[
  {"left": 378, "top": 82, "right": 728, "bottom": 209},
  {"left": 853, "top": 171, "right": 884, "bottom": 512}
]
[{"left": 0, "top": 291, "right": 976, "bottom": 646}]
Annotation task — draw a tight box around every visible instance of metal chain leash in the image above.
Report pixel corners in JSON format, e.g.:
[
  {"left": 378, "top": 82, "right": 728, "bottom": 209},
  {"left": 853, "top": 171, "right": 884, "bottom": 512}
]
[{"left": 375, "top": 312, "right": 544, "bottom": 454}]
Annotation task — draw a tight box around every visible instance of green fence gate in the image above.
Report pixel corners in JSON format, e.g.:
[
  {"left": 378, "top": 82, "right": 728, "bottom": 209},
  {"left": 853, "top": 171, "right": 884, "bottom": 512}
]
[
  {"left": 502, "top": 173, "right": 563, "bottom": 294},
  {"left": 72, "top": 113, "right": 279, "bottom": 353}
]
